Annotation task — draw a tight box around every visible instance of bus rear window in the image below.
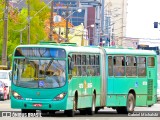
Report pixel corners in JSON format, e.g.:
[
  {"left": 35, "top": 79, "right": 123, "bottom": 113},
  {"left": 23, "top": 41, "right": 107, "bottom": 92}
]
[{"left": 15, "top": 47, "right": 66, "bottom": 58}]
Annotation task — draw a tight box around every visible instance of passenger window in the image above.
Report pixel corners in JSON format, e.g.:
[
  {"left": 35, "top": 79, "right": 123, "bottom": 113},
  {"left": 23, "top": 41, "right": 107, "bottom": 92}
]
[
  {"left": 108, "top": 56, "right": 113, "bottom": 76},
  {"left": 86, "top": 55, "right": 89, "bottom": 65},
  {"left": 95, "top": 55, "right": 99, "bottom": 65},
  {"left": 126, "top": 56, "right": 137, "bottom": 77},
  {"left": 148, "top": 57, "right": 155, "bottom": 67},
  {"left": 82, "top": 55, "right": 86, "bottom": 65},
  {"left": 137, "top": 57, "right": 146, "bottom": 77},
  {"left": 77, "top": 55, "right": 81, "bottom": 65},
  {"left": 90, "top": 55, "right": 95, "bottom": 65},
  {"left": 113, "top": 56, "right": 125, "bottom": 76}
]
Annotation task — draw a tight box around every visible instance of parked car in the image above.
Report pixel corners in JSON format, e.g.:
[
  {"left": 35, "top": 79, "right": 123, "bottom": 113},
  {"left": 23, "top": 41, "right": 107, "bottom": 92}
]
[
  {"left": 0, "top": 81, "right": 8, "bottom": 100},
  {"left": 157, "top": 80, "right": 160, "bottom": 101},
  {"left": 0, "top": 70, "right": 12, "bottom": 99}
]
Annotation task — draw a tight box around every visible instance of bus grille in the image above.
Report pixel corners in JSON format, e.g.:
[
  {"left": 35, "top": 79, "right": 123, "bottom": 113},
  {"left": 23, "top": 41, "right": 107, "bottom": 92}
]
[{"left": 147, "top": 79, "right": 153, "bottom": 101}]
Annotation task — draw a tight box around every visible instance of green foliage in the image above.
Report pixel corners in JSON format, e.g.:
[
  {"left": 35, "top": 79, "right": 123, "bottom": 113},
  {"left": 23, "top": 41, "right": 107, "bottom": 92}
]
[
  {"left": 0, "top": 0, "right": 50, "bottom": 63},
  {"left": 0, "top": 0, "right": 4, "bottom": 59}
]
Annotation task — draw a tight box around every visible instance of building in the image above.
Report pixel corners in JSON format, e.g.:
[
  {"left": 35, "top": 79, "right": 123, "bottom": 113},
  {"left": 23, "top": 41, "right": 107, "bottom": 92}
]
[
  {"left": 105, "top": 0, "right": 128, "bottom": 46},
  {"left": 52, "top": 0, "right": 85, "bottom": 26}
]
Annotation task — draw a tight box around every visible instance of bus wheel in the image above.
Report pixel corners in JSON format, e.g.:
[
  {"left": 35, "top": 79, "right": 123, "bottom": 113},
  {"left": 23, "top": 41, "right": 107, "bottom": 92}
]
[
  {"left": 126, "top": 93, "right": 135, "bottom": 113},
  {"left": 66, "top": 97, "right": 77, "bottom": 117},
  {"left": 79, "top": 109, "right": 87, "bottom": 115},
  {"left": 116, "top": 107, "right": 127, "bottom": 114},
  {"left": 95, "top": 107, "right": 100, "bottom": 114},
  {"left": 41, "top": 110, "right": 55, "bottom": 117},
  {"left": 87, "top": 94, "right": 96, "bottom": 115}
]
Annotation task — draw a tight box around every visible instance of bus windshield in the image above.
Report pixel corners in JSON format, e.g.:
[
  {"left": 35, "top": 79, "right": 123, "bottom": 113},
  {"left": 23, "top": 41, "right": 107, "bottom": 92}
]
[{"left": 13, "top": 59, "right": 66, "bottom": 88}]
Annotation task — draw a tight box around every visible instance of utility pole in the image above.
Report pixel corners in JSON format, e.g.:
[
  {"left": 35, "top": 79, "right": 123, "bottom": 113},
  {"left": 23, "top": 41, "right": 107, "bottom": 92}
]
[
  {"left": 101, "top": 0, "right": 104, "bottom": 33},
  {"left": 27, "top": 0, "right": 30, "bottom": 44},
  {"left": 49, "top": 0, "right": 54, "bottom": 41},
  {"left": 65, "top": 4, "right": 69, "bottom": 42},
  {"left": 20, "top": 31, "right": 23, "bottom": 44},
  {"left": 2, "top": 0, "right": 9, "bottom": 66}
]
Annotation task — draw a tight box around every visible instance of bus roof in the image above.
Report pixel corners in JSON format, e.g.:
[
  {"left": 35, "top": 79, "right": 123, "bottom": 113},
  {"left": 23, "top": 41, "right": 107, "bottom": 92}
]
[
  {"left": 104, "top": 47, "right": 157, "bottom": 56},
  {"left": 15, "top": 44, "right": 101, "bottom": 54},
  {"left": 15, "top": 45, "right": 157, "bottom": 56}
]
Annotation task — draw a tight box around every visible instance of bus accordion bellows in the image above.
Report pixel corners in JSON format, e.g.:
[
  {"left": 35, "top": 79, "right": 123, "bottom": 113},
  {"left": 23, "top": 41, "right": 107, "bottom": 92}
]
[{"left": 11, "top": 42, "right": 157, "bottom": 116}]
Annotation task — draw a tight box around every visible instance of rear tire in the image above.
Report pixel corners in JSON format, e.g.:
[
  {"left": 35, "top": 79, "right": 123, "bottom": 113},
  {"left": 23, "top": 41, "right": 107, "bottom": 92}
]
[
  {"left": 79, "top": 109, "right": 86, "bottom": 115},
  {"left": 87, "top": 94, "right": 96, "bottom": 115},
  {"left": 116, "top": 107, "right": 127, "bottom": 114},
  {"left": 116, "top": 93, "right": 135, "bottom": 114},
  {"left": 126, "top": 93, "right": 135, "bottom": 113}
]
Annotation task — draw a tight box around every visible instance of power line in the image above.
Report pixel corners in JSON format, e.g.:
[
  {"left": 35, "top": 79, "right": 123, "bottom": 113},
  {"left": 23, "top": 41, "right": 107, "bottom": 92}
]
[
  {"left": 11, "top": 26, "right": 27, "bottom": 32},
  {"left": 32, "top": 0, "right": 53, "bottom": 19}
]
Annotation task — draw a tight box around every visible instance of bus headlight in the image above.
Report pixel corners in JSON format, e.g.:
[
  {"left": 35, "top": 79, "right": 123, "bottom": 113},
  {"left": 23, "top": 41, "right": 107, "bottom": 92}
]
[
  {"left": 54, "top": 92, "right": 67, "bottom": 101},
  {"left": 12, "top": 91, "right": 23, "bottom": 100}
]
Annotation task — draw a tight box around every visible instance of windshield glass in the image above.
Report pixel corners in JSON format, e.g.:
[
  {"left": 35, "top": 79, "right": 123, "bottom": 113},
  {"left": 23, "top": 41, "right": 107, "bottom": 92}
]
[
  {"left": 13, "top": 59, "right": 66, "bottom": 88},
  {"left": 0, "top": 72, "right": 8, "bottom": 79}
]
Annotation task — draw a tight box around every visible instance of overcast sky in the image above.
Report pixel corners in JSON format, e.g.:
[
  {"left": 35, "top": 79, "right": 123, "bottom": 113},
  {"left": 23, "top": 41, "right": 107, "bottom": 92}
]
[{"left": 126, "top": 0, "right": 160, "bottom": 39}]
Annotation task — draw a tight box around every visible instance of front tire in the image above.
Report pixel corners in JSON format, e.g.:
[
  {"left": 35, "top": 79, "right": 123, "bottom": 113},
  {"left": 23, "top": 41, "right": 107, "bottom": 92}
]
[{"left": 66, "top": 97, "right": 77, "bottom": 117}]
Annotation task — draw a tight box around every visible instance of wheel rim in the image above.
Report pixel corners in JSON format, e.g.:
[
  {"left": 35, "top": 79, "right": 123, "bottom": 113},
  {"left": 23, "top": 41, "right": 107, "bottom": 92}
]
[
  {"left": 73, "top": 99, "right": 76, "bottom": 111},
  {"left": 128, "top": 98, "right": 133, "bottom": 111}
]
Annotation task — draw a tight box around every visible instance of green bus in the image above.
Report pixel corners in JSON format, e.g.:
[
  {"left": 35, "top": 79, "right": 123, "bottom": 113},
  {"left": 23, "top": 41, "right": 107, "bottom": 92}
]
[{"left": 11, "top": 42, "right": 157, "bottom": 116}]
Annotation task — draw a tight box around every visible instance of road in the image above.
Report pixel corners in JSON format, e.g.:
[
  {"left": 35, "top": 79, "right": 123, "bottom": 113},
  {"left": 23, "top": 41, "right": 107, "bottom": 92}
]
[{"left": 0, "top": 100, "right": 160, "bottom": 120}]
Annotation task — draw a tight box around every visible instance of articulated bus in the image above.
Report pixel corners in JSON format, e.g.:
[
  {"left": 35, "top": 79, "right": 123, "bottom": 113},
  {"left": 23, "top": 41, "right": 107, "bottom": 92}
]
[{"left": 11, "top": 42, "right": 157, "bottom": 116}]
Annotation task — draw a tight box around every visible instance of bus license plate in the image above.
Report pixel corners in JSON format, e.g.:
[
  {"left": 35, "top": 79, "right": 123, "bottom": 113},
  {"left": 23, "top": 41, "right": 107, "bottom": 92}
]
[{"left": 33, "top": 103, "right": 42, "bottom": 107}]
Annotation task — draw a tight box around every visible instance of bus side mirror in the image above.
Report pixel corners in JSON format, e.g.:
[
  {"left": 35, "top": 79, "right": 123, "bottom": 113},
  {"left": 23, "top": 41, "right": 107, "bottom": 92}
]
[{"left": 69, "top": 61, "right": 74, "bottom": 70}]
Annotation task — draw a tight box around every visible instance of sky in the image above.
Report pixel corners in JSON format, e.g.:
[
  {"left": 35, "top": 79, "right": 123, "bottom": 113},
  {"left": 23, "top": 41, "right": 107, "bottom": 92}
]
[{"left": 126, "top": 0, "right": 160, "bottom": 39}]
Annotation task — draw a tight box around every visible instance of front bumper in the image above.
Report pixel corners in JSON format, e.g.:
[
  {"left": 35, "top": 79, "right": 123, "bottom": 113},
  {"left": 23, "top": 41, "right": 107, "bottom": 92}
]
[{"left": 11, "top": 96, "right": 67, "bottom": 110}]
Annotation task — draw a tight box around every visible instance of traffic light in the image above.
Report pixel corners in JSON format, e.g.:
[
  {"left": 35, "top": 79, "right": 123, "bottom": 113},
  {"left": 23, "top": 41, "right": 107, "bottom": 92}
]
[{"left": 154, "top": 22, "right": 158, "bottom": 28}]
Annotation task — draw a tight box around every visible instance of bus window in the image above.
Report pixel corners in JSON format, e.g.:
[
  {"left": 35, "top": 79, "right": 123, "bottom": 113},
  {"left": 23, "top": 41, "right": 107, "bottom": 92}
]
[
  {"left": 82, "top": 66, "right": 87, "bottom": 76},
  {"left": 70, "top": 54, "right": 77, "bottom": 76},
  {"left": 95, "top": 66, "right": 100, "bottom": 76},
  {"left": 82, "top": 55, "right": 86, "bottom": 65},
  {"left": 113, "top": 56, "right": 125, "bottom": 76},
  {"left": 108, "top": 56, "right": 113, "bottom": 76},
  {"left": 126, "top": 56, "right": 137, "bottom": 77},
  {"left": 89, "top": 55, "right": 95, "bottom": 65},
  {"left": 137, "top": 57, "right": 146, "bottom": 77},
  {"left": 77, "top": 55, "right": 81, "bottom": 65},
  {"left": 148, "top": 57, "right": 155, "bottom": 67},
  {"left": 86, "top": 55, "right": 89, "bottom": 65},
  {"left": 77, "top": 66, "right": 81, "bottom": 76},
  {"left": 95, "top": 55, "right": 99, "bottom": 65},
  {"left": 95, "top": 55, "right": 100, "bottom": 76}
]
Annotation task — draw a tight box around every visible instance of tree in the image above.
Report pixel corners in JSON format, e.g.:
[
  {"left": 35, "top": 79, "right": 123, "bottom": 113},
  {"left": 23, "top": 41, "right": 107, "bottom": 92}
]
[
  {"left": 0, "top": 0, "right": 50, "bottom": 64},
  {"left": 0, "top": 0, "right": 5, "bottom": 63}
]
